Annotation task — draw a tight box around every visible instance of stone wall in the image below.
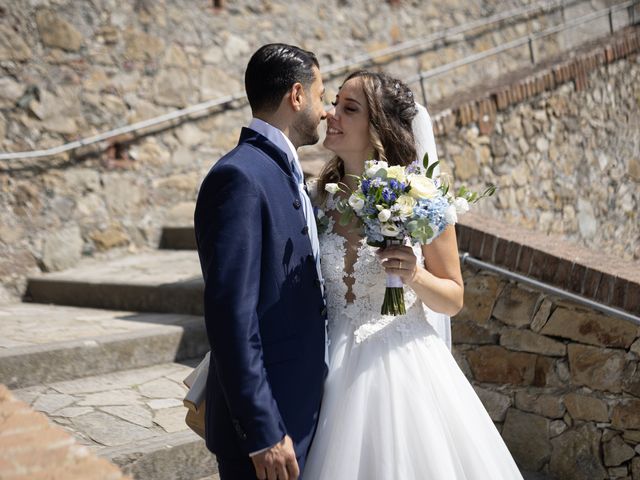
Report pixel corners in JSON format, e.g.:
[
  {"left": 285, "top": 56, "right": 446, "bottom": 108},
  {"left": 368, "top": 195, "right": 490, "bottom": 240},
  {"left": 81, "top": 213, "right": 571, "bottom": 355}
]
[
  {"left": 454, "top": 265, "right": 640, "bottom": 479},
  {"left": 0, "top": 0, "right": 636, "bottom": 301},
  {"left": 433, "top": 37, "right": 640, "bottom": 262},
  {"left": 0, "top": 0, "right": 564, "bottom": 301}
]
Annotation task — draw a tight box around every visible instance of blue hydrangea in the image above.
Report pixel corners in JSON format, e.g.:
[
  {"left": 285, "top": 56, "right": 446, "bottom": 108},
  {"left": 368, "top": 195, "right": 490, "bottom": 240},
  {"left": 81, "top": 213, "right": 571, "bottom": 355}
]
[{"left": 413, "top": 196, "right": 450, "bottom": 236}]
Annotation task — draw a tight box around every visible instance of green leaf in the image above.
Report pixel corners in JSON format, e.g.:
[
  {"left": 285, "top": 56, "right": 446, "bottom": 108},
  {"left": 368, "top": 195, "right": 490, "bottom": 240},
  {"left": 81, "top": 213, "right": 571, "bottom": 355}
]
[
  {"left": 406, "top": 220, "right": 419, "bottom": 232},
  {"left": 422, "top": 152, "right": 430, "bottom": 171},
  {"left": 426, "top": 160, "right": 440, "bottom": 179},
  {"left": 482, "top": 184, "right": 497, "bottom": 198}
]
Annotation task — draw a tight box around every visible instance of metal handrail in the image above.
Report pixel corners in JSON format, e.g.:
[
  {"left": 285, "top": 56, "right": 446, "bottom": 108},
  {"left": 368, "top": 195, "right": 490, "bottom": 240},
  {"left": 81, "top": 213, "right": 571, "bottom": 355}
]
[
  {"left": 460, "top": 253, "right": 640, "bottom": 326},
  {"left": 407, "top": 0, "right": 638, "bottom": 97},
  {"left": 0, "top": 0, "right": 633, "bottom": 162}
]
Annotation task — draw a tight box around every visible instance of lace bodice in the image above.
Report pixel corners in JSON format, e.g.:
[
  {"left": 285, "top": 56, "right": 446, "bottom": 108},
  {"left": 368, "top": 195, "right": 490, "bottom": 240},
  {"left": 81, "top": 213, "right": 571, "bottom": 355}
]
[{"left": 318, "top": 194, "right": 434, "bottom": 344}]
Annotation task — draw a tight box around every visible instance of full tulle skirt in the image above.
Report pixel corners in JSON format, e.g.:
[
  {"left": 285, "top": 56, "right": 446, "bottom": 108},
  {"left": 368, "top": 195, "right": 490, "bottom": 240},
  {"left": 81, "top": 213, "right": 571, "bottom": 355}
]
[{"left": 303, "top": 315, "right": 523, "bottom": 480}]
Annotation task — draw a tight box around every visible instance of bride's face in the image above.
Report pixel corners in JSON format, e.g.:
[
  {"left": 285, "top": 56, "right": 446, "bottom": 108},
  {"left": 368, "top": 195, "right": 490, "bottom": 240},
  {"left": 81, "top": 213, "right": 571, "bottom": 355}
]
[{"left": 323, "top": 77, "right": 372, "bottom": 164}]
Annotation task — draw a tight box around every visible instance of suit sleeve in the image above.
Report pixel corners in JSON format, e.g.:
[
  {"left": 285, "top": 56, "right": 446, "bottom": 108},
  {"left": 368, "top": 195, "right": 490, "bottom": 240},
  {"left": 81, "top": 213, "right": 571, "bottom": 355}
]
[{"left": 194, "top": 163, "right": 286, "bottom": 454}]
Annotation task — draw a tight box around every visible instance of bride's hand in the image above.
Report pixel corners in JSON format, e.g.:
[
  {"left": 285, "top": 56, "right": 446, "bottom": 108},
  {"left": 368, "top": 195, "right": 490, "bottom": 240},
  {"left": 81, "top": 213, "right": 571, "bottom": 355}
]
[{"left": 377, "top": 245, "right": 419, "bottom": 283}]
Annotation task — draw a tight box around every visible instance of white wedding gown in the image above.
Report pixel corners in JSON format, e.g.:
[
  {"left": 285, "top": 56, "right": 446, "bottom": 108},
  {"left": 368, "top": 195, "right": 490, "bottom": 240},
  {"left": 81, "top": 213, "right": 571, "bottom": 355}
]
[{"left": 303, "top": 203, "right": 523, "bottom": 479}]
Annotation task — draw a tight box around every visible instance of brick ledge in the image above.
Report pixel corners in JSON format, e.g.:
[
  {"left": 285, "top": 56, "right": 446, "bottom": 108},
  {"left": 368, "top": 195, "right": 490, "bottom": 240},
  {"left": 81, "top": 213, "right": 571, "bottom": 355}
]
[{"left": 456, "top": 213, "right": 640, "bottom": 315}]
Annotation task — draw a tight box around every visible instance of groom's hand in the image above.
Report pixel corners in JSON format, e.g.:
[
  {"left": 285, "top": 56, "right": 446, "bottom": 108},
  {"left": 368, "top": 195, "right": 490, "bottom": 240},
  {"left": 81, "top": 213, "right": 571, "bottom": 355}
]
[{"left": 251, "top": 435, "right": 299, "bottom": 480}]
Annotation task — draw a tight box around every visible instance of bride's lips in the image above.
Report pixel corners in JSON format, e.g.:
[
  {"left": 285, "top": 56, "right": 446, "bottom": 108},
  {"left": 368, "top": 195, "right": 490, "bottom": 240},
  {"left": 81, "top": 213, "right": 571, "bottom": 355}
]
[{"left": 326, "top": 126, "right": 343, "bottom": 135}]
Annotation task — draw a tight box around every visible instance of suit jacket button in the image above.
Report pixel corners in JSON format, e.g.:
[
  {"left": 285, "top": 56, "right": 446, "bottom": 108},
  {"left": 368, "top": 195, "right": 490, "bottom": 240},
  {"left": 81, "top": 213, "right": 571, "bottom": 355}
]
[
  {"left": 302, "top": 225, "right": 309, "bottom": 235},
  {"left": 293, "top": 199, "right": 302, "bottom": 209}
]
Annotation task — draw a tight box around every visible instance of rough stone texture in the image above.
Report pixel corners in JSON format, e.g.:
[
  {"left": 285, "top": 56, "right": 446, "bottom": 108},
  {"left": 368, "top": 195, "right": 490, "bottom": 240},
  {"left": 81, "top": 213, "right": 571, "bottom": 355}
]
[
  {"left": 603, "top": 435, "right": 636, "bottom": 467},
  {"left": 530, "top": 298, "right": 554, "bottom": 332},
  {"left": 515, "top": 391, "right": 565, "bottom": 419},
  {"left": 612, "top": 400, "right": 640, "bottom": 430},
  {"left": 466, "top": 346, "right": 537, "bottom": 386},
  {"left": 0, "top": 384, "right": 132, "bottom": 479},
  {"left": 549, "top": 423, "right": 607, "bottom": 480},
  {"left": 41, "top": 226, "right": 84, "bottom": 272},
  {"left": 632, "top": 457, "right": 640, "bottom": 480},
  {"left": 454, "top": 272, "right": 502, "bottom": 325},
  {"left": 452, "top": 320, "right": 498, "bottom": 345},
  {"left": 0, "top": 0, "right": 631, "bottom": 302},
  {"left": 502, "top": 408, "right": 551, "bottom": 471},
  {"left": 492, "top": 284, "right": 540, "bottom": 327},
  {"left": 500, "top": 328, "right": 566, "bottom": 356},
  {"left": 441, "top": 57, "right": 640, "bottom": 263},
  {"left": 564, "top": 392, "right": 609, "bottom": 423},
  {"left": 36, "top": 9, "right": 84, "bottom": 52},
  {"left": 541, "top": 307, "right": 639, "bottom": 349},
  {"left": 568, "top": 343, "right": 627, "bottom": 393},
  {"left": 473, "top": 386, "right": 512, "bottom": 422}
]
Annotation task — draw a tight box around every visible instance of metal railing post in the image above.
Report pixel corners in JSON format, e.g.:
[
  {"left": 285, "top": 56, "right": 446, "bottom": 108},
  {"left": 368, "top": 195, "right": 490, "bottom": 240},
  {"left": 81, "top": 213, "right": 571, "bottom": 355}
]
[
  {"left": 419, "top": 75, "right": 428, "bottom": 106},
  {"left": 528, "top": 35, "right": 536, "bottom": 64},
  {"left": 609, "top": 8, "right": 615, "bottom": 33}
]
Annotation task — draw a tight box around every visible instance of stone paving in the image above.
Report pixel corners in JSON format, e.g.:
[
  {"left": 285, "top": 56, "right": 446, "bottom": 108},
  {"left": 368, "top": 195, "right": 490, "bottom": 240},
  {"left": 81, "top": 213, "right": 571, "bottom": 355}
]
[
  {"left": 0, "top": 303, "right": 201, "bottom": 350},
  {"left": 28, "top": 250, "right": 202, "bottom": 286},
  {"left": 14, "top": 362, "right": 196, "bottom": 451}
]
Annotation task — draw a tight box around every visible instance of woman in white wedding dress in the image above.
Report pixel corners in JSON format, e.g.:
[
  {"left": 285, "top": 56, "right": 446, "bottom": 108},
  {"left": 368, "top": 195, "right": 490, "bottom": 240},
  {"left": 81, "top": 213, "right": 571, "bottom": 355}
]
[{"left": 303, "top": 71, "right": 523, "bottom": 480}]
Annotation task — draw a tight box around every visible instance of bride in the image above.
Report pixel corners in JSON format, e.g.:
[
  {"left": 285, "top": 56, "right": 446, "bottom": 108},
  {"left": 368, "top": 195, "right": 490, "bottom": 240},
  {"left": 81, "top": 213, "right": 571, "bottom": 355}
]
[{"left": 303, "top": 71, "right": 523, "bottom": 479}]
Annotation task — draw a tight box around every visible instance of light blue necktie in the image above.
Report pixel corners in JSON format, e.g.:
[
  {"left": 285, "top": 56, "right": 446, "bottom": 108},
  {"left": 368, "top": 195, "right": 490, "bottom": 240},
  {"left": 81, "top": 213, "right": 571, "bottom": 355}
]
[{"left": 290, "top": 159, "right": 329, "bottom": 366}]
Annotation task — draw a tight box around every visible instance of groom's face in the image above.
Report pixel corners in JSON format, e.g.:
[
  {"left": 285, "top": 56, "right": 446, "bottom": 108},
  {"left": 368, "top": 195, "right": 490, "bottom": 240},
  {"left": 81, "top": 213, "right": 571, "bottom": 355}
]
[{"left": 295, "top": 66, "right": 326, "bottom": 147}]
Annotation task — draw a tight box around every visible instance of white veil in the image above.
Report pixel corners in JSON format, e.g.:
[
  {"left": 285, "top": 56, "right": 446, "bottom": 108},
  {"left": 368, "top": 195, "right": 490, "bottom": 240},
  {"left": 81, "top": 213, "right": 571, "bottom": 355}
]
[{"left": 412, "top": 102, "right": 452, "bottom": 350}]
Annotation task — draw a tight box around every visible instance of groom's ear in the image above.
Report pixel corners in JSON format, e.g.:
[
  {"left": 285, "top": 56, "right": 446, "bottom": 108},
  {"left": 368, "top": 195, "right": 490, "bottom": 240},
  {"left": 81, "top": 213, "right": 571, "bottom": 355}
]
[{"left": 288, "top": 82, "right": 304, "bottom": 112}]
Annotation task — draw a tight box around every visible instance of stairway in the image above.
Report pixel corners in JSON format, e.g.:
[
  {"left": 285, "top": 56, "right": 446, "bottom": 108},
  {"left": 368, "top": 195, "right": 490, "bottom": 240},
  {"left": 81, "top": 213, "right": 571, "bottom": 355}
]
[
  {"left": 2, "top": 224, "right": 550, "bottom": 480},
  {"left": 1, "top": 237, "right": 218, "bottom": 480}
]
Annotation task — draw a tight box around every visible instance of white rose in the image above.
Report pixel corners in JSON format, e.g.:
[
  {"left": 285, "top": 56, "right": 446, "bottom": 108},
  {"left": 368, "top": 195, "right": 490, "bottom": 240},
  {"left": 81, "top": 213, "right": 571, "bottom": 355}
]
[
  {"left": 325, "top": 183, "right": 340, "bottom": 194},
  {"left": 380, "top": 223, "right": 401, "bottom": 237},
  {"left": 365, "top": 160, "right": 388, "bottom": 178},
  {"left": 407, "top": 174, "right": 439, "bottom": 199},
  {"left": 396, "top": 195, "right": 416, "bottom": 218},
  {"left": 316, "top": 208, "right": 325, "bottom": 219},
  {"left": 445, "top": 204, "right": 458, "bottom": 224},
  {"left": 454, "top": 197, "right": 470, "bottom": 215},
  {"left": 378, "top": 209, "right": 391, "bottom": 222},
  {"left": 386, "top": 165, "right": 406, "bottom": 183},
  {"left": 348, "top": 194, "right": 365, "bottom": 212}
]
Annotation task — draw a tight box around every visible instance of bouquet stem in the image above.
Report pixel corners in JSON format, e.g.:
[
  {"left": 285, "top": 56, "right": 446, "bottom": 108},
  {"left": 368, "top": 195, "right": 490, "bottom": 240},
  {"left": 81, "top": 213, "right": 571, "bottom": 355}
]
[{"left": 381, "top": 240, "right": 406, "bottom": 316}]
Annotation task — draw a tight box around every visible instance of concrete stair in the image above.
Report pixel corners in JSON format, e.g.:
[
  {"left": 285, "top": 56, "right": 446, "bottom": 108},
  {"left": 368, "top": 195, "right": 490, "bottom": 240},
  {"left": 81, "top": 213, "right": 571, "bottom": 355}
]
[
  {"left": 0, "top": 303, "right": 208, "bottom": 389},
  {"left": 13, "top": 362, "right": 218, "bottom": 480},
  {"left": 1, "top": 250, "right": 219, "bottom": 479},
  {"left": 25, "top": 250, "right": 204, "bottom": 314}
]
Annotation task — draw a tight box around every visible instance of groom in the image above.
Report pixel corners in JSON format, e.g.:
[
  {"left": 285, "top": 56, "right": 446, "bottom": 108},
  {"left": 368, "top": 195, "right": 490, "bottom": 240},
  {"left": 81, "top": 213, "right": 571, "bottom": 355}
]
[{"left": 194, "top": 44, "right": 328, "bottom": 480}]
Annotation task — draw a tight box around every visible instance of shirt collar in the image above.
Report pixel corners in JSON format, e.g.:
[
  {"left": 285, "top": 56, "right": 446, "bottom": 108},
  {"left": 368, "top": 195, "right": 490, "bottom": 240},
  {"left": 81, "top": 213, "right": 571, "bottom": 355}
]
[{"left": 248, "top": 118, "right": 298, "bottom": 167}]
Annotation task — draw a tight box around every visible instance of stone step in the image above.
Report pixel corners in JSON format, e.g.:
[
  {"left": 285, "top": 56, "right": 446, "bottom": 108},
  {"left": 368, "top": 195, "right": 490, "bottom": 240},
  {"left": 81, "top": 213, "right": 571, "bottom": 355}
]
[
  {"left": 160, "top": 226, "right": 197, "bottom": 250},
  {"left": 26, "top": 250, "right": 204, "bottom": 315},
  {"left": 0, "top": 303, "right": 208, "bottom": 389},
  {"left": 13, "top": 362, "right": 218, "bottom": 480}
]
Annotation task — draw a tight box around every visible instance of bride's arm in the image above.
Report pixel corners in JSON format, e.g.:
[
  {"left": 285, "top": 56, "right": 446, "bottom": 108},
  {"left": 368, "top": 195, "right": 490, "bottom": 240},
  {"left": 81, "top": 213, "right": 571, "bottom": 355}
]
[{"left": 379, "top": 226, "right": 464, "bottom": 316}]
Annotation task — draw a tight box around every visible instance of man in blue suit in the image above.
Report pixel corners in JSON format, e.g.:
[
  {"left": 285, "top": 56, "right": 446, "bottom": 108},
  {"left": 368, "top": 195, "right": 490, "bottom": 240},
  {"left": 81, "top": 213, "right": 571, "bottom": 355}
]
[{"left": 194, "top": 44, "right": 328, "bottom": 480}]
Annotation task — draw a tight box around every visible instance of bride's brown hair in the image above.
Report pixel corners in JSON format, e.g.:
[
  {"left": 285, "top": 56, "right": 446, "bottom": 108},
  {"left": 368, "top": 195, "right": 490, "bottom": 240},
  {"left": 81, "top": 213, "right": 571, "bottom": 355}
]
[{"left": 318, "top": 71, "right": 418, "bottom": 195}]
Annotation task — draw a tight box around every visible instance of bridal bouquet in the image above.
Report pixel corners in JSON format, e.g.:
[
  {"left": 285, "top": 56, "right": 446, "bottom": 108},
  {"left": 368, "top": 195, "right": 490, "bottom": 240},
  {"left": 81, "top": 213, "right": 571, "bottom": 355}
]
[{"left": 325, "top": 155, "right": 495, "bottom": 316}]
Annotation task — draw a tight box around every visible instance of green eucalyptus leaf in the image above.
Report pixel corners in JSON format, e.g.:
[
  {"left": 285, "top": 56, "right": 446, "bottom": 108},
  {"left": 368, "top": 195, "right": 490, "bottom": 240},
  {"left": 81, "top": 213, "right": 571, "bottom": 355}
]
[
  {"left": 425, "top": 159, "right": 439, "bottom": 179},
  {"left": 422, "top": 152, "right": 430, "bottom": 171}
]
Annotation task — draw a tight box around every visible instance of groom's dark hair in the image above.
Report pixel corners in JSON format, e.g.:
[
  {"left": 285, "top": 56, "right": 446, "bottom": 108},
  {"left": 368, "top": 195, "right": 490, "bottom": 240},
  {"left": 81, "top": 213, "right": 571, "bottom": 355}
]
[{"left": 245, "top": 43, "right": 319, "bottom": 114}]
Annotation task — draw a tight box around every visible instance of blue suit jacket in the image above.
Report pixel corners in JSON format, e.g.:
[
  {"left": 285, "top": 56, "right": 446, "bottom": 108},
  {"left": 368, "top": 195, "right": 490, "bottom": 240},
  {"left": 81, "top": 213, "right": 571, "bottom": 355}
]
[{"left": 194, "top": 128, "right": 327, "bottom": 461}]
